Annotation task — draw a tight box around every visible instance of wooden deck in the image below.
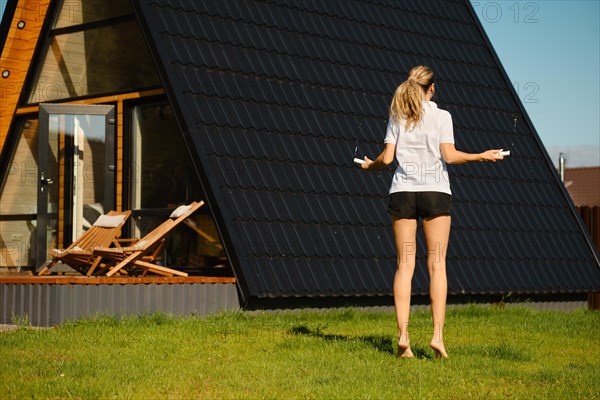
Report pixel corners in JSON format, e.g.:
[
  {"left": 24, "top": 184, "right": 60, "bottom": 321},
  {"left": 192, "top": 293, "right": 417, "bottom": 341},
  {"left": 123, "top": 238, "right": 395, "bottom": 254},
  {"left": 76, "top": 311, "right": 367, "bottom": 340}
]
[{"left": 0, "top": 275, "right": 236, "bottom": 285}]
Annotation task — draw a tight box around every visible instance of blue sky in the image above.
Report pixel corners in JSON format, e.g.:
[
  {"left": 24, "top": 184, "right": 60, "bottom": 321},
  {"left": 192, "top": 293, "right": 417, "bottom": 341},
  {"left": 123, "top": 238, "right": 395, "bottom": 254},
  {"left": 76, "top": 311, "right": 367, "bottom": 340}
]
[
  {"left": 1, "top": 1, "right": 598, "bottom": 166},
  {"left": 470, "top": 0, "right": 600, "bottom": 167}
]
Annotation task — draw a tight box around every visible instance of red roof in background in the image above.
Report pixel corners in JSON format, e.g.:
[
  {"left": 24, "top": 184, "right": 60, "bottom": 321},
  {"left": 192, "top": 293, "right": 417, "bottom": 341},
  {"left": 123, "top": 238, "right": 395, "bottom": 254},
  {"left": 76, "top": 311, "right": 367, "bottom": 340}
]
[{"left": 564, "top": 167, "right": 600, "bottom": 207}]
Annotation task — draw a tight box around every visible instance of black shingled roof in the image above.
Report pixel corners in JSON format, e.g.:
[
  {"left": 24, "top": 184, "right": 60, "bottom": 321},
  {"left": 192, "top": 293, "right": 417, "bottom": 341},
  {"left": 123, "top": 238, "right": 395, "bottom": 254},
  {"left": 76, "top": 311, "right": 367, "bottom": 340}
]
[{"left": 132, "top": 0, "right": 600, "bottom": 302}]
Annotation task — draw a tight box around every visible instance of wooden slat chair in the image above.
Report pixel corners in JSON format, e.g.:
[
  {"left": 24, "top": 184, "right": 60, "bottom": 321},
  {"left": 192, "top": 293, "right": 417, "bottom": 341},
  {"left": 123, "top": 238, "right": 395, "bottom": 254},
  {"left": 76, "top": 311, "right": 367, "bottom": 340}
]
[
  {"left": 37, "top": 210, "right": 132, "bottom": 276},
  {"left": 93, "top": 201, "right": 205, "bottom": 277}
]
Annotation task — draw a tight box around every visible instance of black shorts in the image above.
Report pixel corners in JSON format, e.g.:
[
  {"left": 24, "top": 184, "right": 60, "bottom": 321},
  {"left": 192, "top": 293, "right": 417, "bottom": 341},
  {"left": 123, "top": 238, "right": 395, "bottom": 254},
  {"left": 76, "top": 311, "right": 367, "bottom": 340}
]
[{"left": 388, "top": 191, "right": 452, "bottom": 220}]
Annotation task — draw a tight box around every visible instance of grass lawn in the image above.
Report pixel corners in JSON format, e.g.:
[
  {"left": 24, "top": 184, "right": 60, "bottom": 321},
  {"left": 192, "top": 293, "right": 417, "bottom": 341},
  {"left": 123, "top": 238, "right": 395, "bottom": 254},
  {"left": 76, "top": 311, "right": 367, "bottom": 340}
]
[{"left": 1, "top": 304, "right": 599, "bottom": 399}]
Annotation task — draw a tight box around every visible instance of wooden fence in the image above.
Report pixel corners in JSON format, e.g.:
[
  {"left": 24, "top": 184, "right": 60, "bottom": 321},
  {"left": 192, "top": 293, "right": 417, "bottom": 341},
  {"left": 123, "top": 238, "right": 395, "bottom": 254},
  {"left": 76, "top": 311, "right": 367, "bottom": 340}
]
[
  {"left": 577, "top": 206, "right": 600, "bottom": 253},
  {"left": 578, "top": 206, "right": 600, "bottom": 310}
]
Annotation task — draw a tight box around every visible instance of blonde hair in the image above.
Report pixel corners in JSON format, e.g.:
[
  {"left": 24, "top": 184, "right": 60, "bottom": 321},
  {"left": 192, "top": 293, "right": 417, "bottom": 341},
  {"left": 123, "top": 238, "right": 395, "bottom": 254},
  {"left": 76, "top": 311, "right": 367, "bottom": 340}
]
[{"left": 389, "top": 66, "right": 435, "bottom": 130}]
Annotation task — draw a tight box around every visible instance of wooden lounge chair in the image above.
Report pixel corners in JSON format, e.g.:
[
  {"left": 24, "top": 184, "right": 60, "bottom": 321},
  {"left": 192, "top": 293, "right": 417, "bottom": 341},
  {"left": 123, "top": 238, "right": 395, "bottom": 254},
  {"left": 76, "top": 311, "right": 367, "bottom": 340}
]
[
  {"left": 93, "top": 201, "right": 205, "bottom": 277},
  {"left": 37, "top": 210, "right": 131, "bottom": 276}
]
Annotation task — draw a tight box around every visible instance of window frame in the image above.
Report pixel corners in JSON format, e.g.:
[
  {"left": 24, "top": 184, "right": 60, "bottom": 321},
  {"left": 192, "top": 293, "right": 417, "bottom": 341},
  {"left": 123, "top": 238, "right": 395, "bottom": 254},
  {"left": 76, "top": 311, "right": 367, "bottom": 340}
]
[{"left": 20, "top": 1, "right": 161, "bottom": 107}]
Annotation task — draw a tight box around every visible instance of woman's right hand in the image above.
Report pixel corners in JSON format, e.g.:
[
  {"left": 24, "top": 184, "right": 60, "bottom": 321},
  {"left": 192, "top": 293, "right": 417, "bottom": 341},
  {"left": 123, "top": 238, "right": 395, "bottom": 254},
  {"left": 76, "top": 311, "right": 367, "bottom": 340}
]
[{"left": 361, "top": 156, "right": 374, "bottom": 170}]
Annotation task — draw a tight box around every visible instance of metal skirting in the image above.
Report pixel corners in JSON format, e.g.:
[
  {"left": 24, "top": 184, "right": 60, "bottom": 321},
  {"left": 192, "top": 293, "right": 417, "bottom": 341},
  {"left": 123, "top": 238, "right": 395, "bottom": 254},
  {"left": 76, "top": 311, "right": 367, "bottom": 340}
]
[{"left": 0, "top": 282, "right": 240, "bottom": 326}]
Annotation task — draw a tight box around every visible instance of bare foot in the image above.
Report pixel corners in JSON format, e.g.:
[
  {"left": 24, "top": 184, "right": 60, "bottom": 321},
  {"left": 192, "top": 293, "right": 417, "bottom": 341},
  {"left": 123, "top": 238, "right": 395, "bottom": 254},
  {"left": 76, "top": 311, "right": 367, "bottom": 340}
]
[
  {"left": 397, "top": 342, "right": 414, "bottom": 358},
  {"left": 430, "top": 340, "right": 448, "bottom": 359}
]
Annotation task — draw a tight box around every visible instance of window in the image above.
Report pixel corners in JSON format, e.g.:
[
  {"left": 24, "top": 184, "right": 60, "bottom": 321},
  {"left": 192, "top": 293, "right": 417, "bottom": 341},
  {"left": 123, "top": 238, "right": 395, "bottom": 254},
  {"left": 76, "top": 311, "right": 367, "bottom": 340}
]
[
  {"left": 53, "top": 0, "right": 133, "bottom": 29},
  {"left": 0, "top": 119, "right": 39, "bottom": 268},
  {"left": 130, "top": 104, "right": 200, "bottom": 209},
  {"left": 129, "top": 103, "right": 227, "bottom": 272},
  {"left": 27, "top": 0, "right": 160, "bottom": 103}
]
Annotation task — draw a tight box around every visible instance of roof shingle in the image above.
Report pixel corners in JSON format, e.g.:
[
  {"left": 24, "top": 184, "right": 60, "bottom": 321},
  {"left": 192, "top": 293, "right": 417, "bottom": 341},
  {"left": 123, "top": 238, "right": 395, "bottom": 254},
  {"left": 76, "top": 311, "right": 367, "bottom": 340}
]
[{"left": 134, "top": 0, "right": 600, "bottom": 299}]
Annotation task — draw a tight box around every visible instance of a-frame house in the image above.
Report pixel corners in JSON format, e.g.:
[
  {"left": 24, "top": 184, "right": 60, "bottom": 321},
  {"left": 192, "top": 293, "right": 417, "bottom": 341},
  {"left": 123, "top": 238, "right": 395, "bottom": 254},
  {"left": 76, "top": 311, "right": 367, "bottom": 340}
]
[{"left": 1, "top": 0, "right": 599, "bottom": 325}]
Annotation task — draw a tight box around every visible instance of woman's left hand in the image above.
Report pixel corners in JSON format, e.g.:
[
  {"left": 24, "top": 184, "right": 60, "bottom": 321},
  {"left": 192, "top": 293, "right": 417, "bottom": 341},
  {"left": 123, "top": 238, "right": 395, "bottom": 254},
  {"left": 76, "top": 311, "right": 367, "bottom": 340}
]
[{"left": 481, "top": 149, "right": 504, "bottom": 162}]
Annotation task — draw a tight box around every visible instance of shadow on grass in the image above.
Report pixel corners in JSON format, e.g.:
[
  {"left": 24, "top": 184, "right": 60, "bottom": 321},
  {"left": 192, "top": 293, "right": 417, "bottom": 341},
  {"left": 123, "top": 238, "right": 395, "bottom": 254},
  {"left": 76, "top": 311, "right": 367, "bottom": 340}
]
[{"left": 289, "top": 325, "right": 433, "bottom": 359}]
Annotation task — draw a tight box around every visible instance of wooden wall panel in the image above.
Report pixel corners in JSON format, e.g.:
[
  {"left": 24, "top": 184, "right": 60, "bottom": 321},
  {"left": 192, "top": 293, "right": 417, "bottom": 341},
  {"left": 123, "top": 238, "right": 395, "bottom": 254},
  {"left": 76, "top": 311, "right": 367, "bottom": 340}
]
[{"left": 0, "top": 0, "right": 51, "bottom": 154}]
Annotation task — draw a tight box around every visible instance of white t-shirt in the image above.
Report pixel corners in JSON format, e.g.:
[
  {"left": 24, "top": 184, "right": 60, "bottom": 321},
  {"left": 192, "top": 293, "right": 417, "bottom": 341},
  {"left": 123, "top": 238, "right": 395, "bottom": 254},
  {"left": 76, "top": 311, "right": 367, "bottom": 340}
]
[{"left": 384, "top": 101, "right": 455, "bottom": 195}]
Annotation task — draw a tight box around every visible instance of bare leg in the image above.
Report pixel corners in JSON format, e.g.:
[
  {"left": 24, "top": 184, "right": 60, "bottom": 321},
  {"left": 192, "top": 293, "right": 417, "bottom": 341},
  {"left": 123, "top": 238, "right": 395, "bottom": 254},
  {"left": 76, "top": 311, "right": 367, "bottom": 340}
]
[
  {"left": 422, "top": 215, "right": 451, "bottom": 359},
  {"left": 392, "top": 218, "right": 417, "bottom": 358}
]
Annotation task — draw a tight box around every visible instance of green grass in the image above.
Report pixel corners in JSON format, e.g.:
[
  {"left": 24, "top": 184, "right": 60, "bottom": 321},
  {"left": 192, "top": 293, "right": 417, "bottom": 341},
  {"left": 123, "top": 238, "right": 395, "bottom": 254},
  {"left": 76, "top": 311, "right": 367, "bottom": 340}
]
[{"left": 1, "top": 305, "right": 599, "bottom": 399}]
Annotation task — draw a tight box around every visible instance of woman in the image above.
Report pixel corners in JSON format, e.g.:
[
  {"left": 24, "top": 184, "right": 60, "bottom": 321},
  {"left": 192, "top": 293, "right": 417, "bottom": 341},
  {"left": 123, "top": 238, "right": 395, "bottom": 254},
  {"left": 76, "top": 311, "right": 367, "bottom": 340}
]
[{"left": 360, "top": 66, "right": 503, "bottom": 359}]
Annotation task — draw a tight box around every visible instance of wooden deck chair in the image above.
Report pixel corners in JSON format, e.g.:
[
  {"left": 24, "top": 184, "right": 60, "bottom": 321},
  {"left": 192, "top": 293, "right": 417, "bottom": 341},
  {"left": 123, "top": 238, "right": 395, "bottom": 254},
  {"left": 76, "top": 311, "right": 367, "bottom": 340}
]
[
  {"left": 93, "top": 201, "right": 205, "bottom": 277},
  {"left": 37, "top": 210, "right": 131, "bottom": 276}
]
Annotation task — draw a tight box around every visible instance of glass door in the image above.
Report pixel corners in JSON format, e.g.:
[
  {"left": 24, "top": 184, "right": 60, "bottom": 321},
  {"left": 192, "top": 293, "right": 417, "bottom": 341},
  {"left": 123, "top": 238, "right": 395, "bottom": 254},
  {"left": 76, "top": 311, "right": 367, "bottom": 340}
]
[{"left": 36, "top": 104, "right": 115, "bottom": 268}]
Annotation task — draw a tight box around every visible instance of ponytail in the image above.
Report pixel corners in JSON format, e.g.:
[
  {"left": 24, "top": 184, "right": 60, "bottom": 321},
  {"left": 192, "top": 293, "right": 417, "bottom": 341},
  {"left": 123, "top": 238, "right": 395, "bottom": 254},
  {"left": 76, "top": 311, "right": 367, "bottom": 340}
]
[{"left": 389, "top": 66, "right": 435, "bottom": 130}]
